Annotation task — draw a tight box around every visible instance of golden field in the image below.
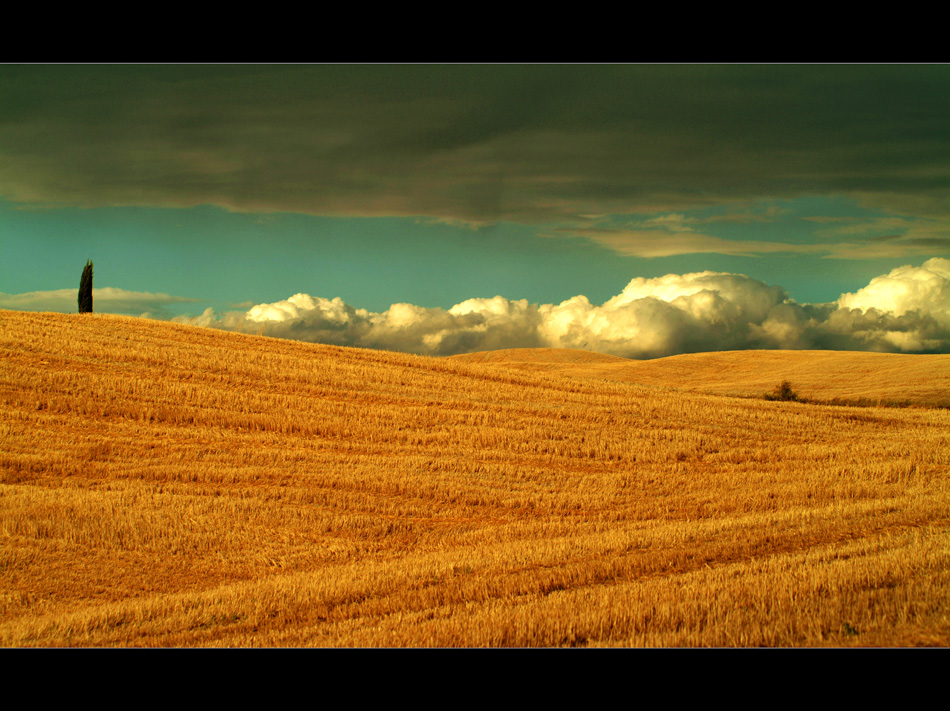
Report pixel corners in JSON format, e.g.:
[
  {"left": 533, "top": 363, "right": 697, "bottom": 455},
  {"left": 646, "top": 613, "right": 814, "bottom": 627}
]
[
  {"left": 1, "top": 309, "right": 948, "bottom": 647},
  {"left": 453, "top": 347, "right": 950, "bottom": 407}
]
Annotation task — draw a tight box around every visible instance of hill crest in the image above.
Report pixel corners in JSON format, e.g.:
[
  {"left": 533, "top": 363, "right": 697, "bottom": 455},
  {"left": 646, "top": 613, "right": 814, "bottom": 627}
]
[{"left": 451, "top": 346, "right": 950, "bottom": 406}]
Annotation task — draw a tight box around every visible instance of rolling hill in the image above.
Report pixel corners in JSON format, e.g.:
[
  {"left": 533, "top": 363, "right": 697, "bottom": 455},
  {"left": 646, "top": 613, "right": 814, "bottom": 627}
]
[
  {"left": 1, "top": 310, "right": 948, "bottom": 647},
  {"left": 451, "top": 347, "right": 950, "bottom": 407}
]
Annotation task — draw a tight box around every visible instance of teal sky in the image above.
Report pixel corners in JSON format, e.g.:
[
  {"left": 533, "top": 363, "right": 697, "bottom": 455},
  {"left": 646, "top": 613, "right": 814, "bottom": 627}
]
[
  {"left": 0, "top": 196, "right": 928, "bottom": 313},
  {"left": 2, "top": 64, "right": 949, "bottom": 356}
]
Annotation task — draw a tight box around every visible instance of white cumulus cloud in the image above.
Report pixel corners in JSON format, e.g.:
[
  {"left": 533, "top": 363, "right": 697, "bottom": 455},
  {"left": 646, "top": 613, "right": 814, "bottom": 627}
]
[
  {"left": 168, "top": 258, "right": 950, "bottom": 358},
  {"left": 836, "top": 257, "right": 950, "bottom": 320},
  {"left": 825, "top": 258, "right": 950, "bottom": 352}
]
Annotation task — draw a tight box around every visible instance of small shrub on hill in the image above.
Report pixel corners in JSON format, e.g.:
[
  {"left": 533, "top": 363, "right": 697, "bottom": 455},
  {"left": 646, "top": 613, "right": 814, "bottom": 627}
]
[{"left": 765, "top": 380, "right": 800, "bottom": 402}]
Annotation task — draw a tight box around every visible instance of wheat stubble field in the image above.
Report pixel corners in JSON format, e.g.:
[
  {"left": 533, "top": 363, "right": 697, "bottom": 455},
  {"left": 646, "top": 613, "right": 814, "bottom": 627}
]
[{"left": 1, "top": 310, "right": 949, "bottom": 647}]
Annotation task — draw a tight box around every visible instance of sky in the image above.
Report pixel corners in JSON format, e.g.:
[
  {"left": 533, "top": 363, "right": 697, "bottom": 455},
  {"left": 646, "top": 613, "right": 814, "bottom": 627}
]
[{"left": 2, "top": 64, "right": 950, "bottom": 358}]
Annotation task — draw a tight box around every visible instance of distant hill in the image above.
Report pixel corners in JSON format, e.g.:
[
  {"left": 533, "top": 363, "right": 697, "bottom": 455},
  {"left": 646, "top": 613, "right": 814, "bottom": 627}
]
[{"left": 450, "top": 347, "right": 950, "bottom": 407}]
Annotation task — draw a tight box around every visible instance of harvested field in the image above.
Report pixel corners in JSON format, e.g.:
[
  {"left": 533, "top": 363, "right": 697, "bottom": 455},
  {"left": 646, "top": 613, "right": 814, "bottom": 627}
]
[{"left": 2, "top": 310, "right": 948, "bottom": 647}]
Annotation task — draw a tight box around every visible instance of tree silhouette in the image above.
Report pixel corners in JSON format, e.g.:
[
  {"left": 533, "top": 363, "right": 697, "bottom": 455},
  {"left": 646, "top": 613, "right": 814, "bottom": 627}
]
[{"left": 78, "top": 260, "right": 93, "bottom": 314}]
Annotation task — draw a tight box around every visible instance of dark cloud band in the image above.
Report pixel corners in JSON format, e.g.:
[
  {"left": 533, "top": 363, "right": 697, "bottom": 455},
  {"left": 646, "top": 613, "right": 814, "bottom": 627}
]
[{"left": 2, "top": 65, "right": 949, "bottom": 228}]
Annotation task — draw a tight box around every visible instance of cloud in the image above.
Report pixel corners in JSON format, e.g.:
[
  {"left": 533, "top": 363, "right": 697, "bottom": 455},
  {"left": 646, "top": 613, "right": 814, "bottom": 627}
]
[
  {"left": 536, "top": 272, "right": 792, "bottom": 358},
  {"left": 0, "top": 287, "right": 201, "bottom": 318},
  {"left": 836, "top": 257, "right": 950, "bottom": 323},
  {"left": 221, "top": 293, "right": 544, "bottom": 356},
  {"left": 559, "top": 214, "right": 950, "bottom": 260},
  {"left": 2, "top": 65, "right": 950, "bottom": 230},
  {"left": 794, "top": 215, "right": 950, "bottom": 259},
  {"left": 750, "top": 258, "right": 950, "bottom": 353},
  {"left": 178, "top": 258, "right": 950, "bottom": 358},
  {"left": 8, "top": 263, "right": 941, "bottom": 359},
  {"left": 558, "top": 227, "right": 827, "bottom": 258}
]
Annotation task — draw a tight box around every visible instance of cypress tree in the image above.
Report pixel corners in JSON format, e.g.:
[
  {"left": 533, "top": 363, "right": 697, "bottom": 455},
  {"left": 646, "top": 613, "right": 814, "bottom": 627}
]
[{"left": 78, "top": 260, "right": 93, "bottom": 314}]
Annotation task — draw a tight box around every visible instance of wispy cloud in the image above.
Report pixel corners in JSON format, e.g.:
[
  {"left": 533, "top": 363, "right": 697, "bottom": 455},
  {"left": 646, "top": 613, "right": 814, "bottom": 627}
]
[
  {"left": 802, "top": 216, "right": 950, "bottom": 259},
  {"left": 556, "top": 227, "right": 827, "bottom": 258},
  {"left": 555, "top": 210, "right": 950, "bottom": 260},
  {"left": 0, "top": 287, "right": 201, "bottom": 318}
]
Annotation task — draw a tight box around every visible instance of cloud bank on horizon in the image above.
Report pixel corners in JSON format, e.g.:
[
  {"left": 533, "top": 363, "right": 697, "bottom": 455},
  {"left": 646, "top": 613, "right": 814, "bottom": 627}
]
[{"left": 161, "top": 257, "right": 950, "bottom": 359}]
